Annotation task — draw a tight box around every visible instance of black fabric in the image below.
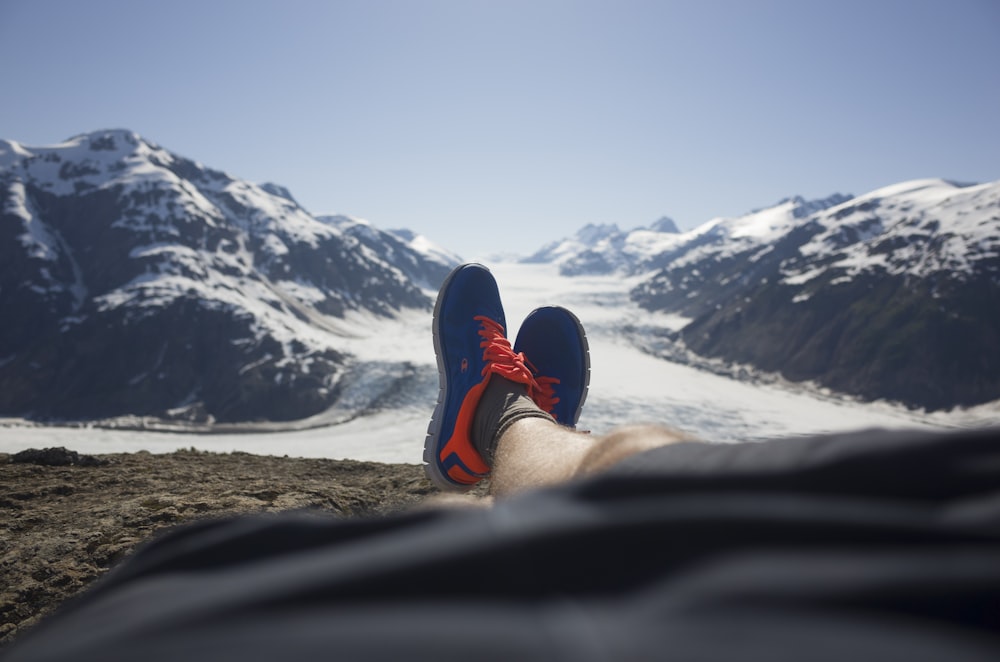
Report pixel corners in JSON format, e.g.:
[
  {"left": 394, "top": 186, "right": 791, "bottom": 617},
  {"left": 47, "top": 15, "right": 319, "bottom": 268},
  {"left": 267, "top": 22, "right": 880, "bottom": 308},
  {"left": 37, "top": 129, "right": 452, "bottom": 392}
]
[{"left": 5, "top": 427, "right": 1000, "bottom": 661}]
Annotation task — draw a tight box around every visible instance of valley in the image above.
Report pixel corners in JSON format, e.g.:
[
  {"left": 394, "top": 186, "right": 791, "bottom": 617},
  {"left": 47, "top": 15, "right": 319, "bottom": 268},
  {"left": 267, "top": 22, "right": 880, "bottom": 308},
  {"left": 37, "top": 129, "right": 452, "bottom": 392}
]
[{"left": 3, "top": 262, "right": 994, "bottom": 464}]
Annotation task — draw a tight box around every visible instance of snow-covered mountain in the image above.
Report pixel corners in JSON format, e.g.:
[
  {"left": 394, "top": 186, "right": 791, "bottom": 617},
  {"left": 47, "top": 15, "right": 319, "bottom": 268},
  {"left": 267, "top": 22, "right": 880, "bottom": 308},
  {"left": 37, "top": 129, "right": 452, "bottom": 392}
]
[
  {"left": 525, "top": 197, "right": 853, "bottom": 276},
  {"left": 523, "top": 222, "right": 634, "bottom": 275},
  {"left": 0, "top": 129, "right": 459, "bottom": 423},
  {"left": 526, "top": 180, "right": 1000, "bottom": 410},
  {"left": 317, "top": 215, "right": 459, "bottom": 290}
]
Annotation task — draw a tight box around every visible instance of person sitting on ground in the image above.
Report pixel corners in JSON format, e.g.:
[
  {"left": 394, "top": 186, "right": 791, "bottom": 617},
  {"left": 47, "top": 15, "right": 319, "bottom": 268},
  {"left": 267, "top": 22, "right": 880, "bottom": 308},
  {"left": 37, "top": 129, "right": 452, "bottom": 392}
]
[{"left": 5, "top": 263, "right": 1000, "bottom": 662}]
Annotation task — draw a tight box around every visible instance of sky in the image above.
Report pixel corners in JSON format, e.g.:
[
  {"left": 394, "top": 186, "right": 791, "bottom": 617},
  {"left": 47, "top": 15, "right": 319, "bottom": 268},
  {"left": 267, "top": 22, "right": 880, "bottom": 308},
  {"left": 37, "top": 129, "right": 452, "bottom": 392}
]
[{"left": 1, "top": 0, "right": 998, "bottom": 259}]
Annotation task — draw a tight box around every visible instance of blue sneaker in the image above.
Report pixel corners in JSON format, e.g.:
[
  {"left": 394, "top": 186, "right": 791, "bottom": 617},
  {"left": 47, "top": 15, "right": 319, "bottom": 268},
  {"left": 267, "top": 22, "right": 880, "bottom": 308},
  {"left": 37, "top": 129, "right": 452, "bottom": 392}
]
[
  {"left": 513, "top": 306, "right": 590, "bottom": 427},
  {"left": 424, "top": 264, "right": 549, "bottom": 491}
]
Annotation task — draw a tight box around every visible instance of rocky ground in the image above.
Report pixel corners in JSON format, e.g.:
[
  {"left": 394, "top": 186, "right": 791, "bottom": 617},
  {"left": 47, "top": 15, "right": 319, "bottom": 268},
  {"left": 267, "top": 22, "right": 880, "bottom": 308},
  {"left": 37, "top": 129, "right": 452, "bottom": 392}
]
[{"left": 0, "top": 446, "right": 474, "bottom": 647}]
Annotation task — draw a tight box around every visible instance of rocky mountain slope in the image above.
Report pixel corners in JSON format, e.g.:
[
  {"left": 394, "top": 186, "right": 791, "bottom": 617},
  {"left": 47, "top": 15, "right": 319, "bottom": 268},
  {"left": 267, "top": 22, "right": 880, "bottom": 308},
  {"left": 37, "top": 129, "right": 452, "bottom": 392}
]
[
  {"left": 0, "top": 130, "right": 458, "bottom": 423},
  {"left": 527, "top": 180, "right": 1000, "bottom": 410}
]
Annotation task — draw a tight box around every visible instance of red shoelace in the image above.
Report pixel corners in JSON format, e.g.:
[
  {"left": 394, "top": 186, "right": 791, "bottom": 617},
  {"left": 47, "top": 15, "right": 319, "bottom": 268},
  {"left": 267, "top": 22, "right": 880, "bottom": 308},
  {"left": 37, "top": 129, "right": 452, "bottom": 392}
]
[{"left": 475, "top": 315, "right": 560, "bottom": 414}]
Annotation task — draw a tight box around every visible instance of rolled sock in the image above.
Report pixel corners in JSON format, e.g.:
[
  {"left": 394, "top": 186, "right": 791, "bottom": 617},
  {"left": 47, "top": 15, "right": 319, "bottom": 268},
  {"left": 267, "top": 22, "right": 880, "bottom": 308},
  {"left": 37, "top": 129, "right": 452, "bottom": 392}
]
[{"left": 472, "top": 376, "right": 555, "bottom": 465}]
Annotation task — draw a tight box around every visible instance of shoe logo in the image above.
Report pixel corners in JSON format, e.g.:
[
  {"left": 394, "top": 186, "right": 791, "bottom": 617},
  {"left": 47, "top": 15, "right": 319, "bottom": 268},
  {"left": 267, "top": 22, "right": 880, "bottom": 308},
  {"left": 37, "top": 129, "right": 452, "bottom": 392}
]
[{"left": 461, "top": 358, "right": 468, "bottom": 373}]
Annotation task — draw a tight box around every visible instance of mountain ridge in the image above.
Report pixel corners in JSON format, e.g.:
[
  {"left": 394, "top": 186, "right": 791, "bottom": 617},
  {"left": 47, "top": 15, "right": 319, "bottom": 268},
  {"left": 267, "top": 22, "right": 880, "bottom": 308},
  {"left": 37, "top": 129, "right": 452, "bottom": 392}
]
[
  {"left": 4, "top": 129, "right": 997, "bottom": 419},
  {"left": 0, "top": 129, "right": 458, "bottom": 423},
  {"left": 525, "top": 178, "right": 1000, "bottom": 410}
]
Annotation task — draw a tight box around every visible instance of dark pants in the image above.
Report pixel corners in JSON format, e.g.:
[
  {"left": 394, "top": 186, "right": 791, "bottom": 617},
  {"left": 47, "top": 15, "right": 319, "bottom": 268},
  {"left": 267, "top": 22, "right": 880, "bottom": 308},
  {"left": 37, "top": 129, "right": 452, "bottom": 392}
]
[{"left": 6, "top": 427, "right": 1000, "bottom": 661}]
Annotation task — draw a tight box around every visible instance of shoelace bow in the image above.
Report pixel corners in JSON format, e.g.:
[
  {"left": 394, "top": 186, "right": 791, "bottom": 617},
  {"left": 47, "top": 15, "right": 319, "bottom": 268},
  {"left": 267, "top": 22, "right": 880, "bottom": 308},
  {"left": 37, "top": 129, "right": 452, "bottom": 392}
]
[{"left": 474, "top": 315, "right": 560, "bottom": 414}]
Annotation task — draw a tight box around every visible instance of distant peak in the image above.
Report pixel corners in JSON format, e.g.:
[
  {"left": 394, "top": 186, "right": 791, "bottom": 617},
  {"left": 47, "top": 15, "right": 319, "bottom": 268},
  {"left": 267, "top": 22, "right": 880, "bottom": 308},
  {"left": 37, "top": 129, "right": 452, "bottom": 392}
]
[
  {"left": 648, "top": 216, "right": 679, "bottom": 233},
  {"left": 69, "top": 129, "right": 146, "bottom": 151}
]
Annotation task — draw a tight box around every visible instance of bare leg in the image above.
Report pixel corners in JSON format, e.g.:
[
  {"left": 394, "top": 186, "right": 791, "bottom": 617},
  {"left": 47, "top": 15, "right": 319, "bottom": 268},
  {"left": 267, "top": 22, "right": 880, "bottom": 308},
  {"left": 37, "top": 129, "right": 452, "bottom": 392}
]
[{"left": 490, "top": 418, "right": 690, "bottom": 497}]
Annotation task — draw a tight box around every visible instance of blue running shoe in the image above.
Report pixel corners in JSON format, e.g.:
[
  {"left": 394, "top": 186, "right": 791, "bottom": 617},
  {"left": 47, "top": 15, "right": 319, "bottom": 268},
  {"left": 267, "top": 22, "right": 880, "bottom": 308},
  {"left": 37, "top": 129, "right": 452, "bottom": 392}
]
[
  {"left": 424, "top": 264, "right": 548, "bottom": 491},
  {"left": 513, "top": 306, "right": 590, "bottom": 427}
]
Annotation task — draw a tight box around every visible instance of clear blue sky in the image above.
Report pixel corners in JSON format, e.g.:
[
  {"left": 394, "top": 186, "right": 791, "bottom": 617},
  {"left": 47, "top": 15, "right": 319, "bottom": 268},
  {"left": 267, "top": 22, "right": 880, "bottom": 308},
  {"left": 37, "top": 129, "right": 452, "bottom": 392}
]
[{"left": 2, "top": 0, "right": 998, "bottom": 258}]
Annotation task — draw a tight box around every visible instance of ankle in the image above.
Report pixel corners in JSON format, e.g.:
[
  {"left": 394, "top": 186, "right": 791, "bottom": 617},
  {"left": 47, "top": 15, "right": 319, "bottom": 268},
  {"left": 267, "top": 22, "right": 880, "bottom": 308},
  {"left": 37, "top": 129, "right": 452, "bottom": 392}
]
[{"left": 472, "top": 376, "right": 553, "bottom": 465}]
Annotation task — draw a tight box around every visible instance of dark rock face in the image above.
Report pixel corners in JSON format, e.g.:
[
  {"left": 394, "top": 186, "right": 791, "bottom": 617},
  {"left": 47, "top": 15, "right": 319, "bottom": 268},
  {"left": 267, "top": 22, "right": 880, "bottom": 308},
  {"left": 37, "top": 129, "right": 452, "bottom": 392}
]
[
  {"left": 0, "top": 130, "right": 457, "bottom": 422},
  {"left": 675, "top": 271, "right": 1000, "bottom": 411}
]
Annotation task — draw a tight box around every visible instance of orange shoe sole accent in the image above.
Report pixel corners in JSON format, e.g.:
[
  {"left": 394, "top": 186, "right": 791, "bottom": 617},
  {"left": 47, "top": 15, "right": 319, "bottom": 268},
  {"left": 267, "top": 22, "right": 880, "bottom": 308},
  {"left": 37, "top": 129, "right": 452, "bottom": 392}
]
[{"left": 438, "top": 378, "right": 491, "bottom": 480}]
